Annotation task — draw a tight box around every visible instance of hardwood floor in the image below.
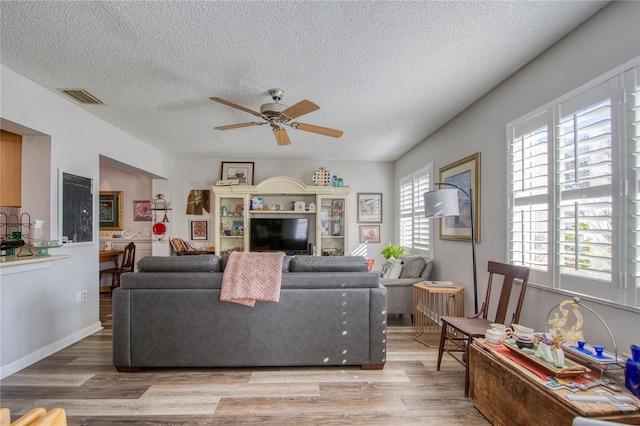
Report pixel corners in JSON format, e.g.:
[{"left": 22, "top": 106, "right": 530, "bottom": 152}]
[{"left": 0, "top": 293, "right": 490, "bottom": 425}]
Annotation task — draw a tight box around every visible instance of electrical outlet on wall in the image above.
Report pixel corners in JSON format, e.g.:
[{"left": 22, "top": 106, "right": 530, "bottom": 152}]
[
  {"left": 82, "top": 290, "right": 88, "bottom": 302},
  {"left": 76, "top": 291, "right": 82, "bottom": 304}
]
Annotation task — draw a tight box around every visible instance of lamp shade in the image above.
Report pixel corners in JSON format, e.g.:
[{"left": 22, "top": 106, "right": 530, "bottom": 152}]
[{"left": 424, "top": 188, "right": 460, "bottom": 218}]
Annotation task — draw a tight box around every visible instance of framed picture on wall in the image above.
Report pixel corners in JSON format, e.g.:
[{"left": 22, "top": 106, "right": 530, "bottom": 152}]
[
  {"left": 439, "top": 152, "right": 480, "bottom": 242},
  {"left": 189, "top": 220, "right": 209, "bottom": 241},
  {"left": 99, "top": 191, "right": 124, "bottom": 231},
  {"left": 357, "top": 193, "right": 382, "bottom": 223},
  {"left": 59, "top": 169, "right": 94, "bottom": 244},
  {"left": 221, "top": 162, "right": 254, "bottom": 185},
  {"left": 359, "top": 225, "right": 381, "bottom": 243},
  {"left": 133, "top": 200, "right": 152, "bottom": 221}
]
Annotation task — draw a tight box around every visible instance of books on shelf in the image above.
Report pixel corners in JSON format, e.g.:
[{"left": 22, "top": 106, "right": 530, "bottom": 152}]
[{"left": 169, "top": 236, "right": 195, "bottom": 253}]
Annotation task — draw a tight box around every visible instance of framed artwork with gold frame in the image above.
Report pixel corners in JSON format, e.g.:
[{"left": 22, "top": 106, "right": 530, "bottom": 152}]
[
  {"left": 439, "top": 152, "right": 480, "bottom": 242},
  {"left": 99, "top": 191, "right": 124, "bottom": 231}
]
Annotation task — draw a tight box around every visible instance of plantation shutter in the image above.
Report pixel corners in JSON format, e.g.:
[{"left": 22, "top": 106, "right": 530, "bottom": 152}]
[
  {"left": 624, "top": 66, "right": 640, "bottom": 304},
  {"left": 413, "top": 167, "right": 431, "bottom": 250},
  {"left": 399, "top": 164, "right": 432, "bottom": 253},
  {"left": 509, "top": 110, "right": 551, "bottom": 276},
  {"left": 399, "top": 176, "right": 413, "bottom": 248},
  {"left": 556, "top": 81, "right": 614, "bottom": 295}
]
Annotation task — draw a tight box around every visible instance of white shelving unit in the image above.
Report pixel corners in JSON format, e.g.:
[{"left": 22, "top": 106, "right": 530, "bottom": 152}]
[{"left": 212, "top": 176, "right": 350, "bottom": 256}]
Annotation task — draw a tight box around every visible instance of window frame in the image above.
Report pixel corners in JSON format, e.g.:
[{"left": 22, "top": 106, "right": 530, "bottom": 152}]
[{"left": 507, "top": 59, "right": 639, "bottom": 309}]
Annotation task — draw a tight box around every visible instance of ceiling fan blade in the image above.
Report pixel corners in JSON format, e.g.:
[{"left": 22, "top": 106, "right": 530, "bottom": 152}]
[
  {"left": 214, "top": 122, "right": 264, "bottom": 130},
  {"left": 291, "top": 122, "right": 343, "bottom": 138},
  {"left": 210, "top": 97, "right": 266, "bottom": 119},
  {"left": 281, "top": 100, "right": 319, "bottom": 119},
  {"left": 273, "top": 128, "right": 291, "bottom": 146}
]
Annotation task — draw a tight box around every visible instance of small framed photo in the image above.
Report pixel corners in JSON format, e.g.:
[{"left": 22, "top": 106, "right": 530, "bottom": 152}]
[
  {"left": 357, "top": 193, "right": 382, "bottom": 223},
  {"left": 189, "top": 220, "right": 209, "bottom": 241},
  {"left": 133, "top": 200, "right": 152, "bottom": 221},
  {"left": 359, "top": 225, "right": 381, "bottom": 243},
  {"left": 221, "top": 161, "right": 254, "bottom": 185},
  {"left": 332, "top": 199, "right": 343, "bottom": 215}
]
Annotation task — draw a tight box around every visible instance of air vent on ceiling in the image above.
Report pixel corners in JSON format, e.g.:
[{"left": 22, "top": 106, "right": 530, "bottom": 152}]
[{"left": 57, "top": 88, "right": 105, "bottom": 105}]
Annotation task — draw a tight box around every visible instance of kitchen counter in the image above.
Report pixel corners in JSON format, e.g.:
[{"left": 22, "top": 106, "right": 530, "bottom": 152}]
[{"left": 0, "top": 254, "right": 70, "bottom": 275}]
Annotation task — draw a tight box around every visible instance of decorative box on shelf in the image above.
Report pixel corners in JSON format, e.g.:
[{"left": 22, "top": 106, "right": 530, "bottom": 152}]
[{"left": 313, "top": 167, "right": 331, "bottom": 186}]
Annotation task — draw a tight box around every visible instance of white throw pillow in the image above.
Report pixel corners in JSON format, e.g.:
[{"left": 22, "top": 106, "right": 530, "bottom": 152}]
[{"left": 381, "top": 258, "right": 403, "bottom": 279}]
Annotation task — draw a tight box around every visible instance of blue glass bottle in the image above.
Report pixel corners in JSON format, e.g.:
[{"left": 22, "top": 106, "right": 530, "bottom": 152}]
[{"left": 626, "top": 344, "right": 640, "bottom": 398}]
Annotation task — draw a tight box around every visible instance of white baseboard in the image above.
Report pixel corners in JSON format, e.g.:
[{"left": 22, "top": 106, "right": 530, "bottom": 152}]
[{"left": 0, "top": 321, "right": 103, "bottom": 379}]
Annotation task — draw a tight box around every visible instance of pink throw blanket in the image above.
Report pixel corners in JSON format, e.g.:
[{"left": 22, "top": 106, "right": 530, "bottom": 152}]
[{"left": 220, "top": 251, "right": 285, "bottom": 307}]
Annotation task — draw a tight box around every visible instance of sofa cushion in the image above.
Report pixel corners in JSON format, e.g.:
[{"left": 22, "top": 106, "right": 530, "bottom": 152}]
[
  {"left": 137, "top": 255, "right": 221, "bottom": 272},
  {"left": 396, "top": 254, "right": 434, "bottom": 280},
  {"left": 290, "top": 255, "right": 368, "bottom": 272},
  {"left": 398, "top": 255, "right": 426, "bottom": 279},
  {"left": 221, "top": 254, "right": 292, "bottom": 272}
]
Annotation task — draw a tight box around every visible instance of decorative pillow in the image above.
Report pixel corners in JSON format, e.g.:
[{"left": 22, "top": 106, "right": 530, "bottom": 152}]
[
  {"left": 381, "top": 258, "right": 403, "bottom": 279},
  {"left": 399, "top": 256, "right": 427, "bottom": 279}
]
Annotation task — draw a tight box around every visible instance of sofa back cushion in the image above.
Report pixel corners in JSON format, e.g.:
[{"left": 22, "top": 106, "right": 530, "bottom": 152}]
[
  {"left": 290, "top": 255, "right": 368, "bottom": 272},
  {"left": 398, "top": 254, "right": 434, "bottom": 279},
  {"left": 137, "top": 255, "right": 221, "bottom": 273},
  {"left": 221, "top": 254, "right": 292, "bottom": 272}
]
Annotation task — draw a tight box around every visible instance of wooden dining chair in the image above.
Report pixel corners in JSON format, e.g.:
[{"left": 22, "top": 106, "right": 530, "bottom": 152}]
[
  {"left": 436, "top": 261, "right": 530, "bottom": 397},
  {"left": 99, "top": 242, "right": 136, "bottom": 291}
]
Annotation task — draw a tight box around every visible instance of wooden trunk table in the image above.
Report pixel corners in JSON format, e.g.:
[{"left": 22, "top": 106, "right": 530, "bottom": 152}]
[{"left": 469, "top": 339, "right": 640, "bottom": 425}]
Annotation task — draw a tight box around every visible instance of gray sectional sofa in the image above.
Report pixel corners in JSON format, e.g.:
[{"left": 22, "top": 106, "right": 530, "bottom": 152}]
[
  {"left": 381, "top": 254, "right": 434, "bottom": 318},
  {"left": 112, "top": 255, "right": 387, "bottom": 371}
]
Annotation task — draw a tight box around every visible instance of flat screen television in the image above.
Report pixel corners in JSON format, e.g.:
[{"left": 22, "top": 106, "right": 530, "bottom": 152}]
[{"left": 250, "top": 218, "right": 309, "bottom": 253}]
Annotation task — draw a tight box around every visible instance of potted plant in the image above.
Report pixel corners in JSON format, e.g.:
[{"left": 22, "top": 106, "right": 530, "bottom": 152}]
[{"left": 381, "top": 244, "right": 404, "bottom": 260}]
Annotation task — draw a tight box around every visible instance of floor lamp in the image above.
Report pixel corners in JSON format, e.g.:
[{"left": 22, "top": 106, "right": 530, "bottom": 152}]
[{"left": 423, "top": 183, "right": 478, "bottom": 313}]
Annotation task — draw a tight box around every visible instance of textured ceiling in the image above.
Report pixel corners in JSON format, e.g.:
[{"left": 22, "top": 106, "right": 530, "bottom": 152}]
[{"left": 0, "top": 1, "right": 609, "bottom": 161}]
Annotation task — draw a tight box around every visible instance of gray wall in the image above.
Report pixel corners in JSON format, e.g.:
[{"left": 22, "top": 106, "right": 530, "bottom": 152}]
[{"left": 395, "top": 1, "right": 640, "bottom": 351}]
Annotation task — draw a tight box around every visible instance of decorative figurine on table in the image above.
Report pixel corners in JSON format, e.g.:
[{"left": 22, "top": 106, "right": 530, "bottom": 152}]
[
  {"left": 536, "top": 328, "right": 566, "bottom": 367},
  {"left": 547, "top": 298, "right": 584, "bottom": 345}
]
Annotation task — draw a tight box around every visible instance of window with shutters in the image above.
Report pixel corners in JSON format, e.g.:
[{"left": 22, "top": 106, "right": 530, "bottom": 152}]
[
  {"left": 399, "top": 164, "right": 433, "bottom": 254},
  {"left": 507, "top": 62, "right": 639, "bottom": 308}
]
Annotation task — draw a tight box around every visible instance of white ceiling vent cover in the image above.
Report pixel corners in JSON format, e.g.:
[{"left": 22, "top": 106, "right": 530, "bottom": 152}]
[{"left": 57, "top": 88, "right": 105, "bottom": 105}]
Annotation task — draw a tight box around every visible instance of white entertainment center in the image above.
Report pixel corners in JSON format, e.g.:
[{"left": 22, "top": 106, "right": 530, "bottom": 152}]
[{"left": 212, "top": 176, "right": 350, "bottom": 256}]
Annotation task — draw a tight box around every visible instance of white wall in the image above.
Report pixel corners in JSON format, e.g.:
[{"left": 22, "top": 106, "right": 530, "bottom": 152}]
[
  {"left": 169, "top": 158, "right": 394, "bottom": 266},
  {"left": 395, "top": 2, "right": 640, "bottom": 351},
  {"left": 0, "top": 65, "right": 175, "bottom": 378}
]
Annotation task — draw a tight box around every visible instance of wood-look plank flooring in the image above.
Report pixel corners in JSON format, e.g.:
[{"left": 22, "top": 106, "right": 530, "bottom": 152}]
[{"left": 0, "top": 293, "right": 490, "bottom": 425}]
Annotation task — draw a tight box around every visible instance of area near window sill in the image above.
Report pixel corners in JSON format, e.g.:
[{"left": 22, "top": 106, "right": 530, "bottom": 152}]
[{"left": 527, "top": 281, "right": 640, "bottom": 315}]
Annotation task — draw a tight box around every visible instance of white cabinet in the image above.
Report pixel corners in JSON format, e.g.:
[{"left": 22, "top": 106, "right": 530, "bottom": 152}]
[
  {"left": 318, "top": 195, "right": 347, "bottom": 256},
  {"left": 212, "top": 176, "right": 350, "bottom": 256}
]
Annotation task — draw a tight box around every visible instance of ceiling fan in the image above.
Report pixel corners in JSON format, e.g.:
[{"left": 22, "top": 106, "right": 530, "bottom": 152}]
[{"left": 210, "top": 89, "right": 343, "bottom": 146}]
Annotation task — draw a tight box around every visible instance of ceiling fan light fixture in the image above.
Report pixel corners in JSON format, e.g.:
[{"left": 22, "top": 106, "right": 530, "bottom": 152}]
[
  {"left": 260, "top": 102, "right": 288, "bottom": 119},
  {"left": 211, "top": 89, "right": 343, "bottom": 145}
]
